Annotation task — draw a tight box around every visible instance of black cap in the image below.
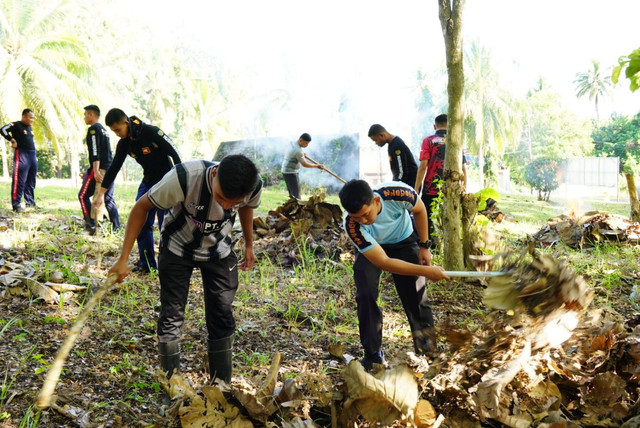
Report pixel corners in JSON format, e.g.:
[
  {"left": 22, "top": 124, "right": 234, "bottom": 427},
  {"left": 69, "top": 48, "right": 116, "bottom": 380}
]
[{"left": 84, "top": 104, "right": 100, "bottom": 115}]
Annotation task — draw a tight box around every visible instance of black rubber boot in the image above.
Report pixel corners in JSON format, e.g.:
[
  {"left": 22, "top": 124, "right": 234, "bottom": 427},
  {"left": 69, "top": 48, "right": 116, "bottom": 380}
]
[
  {"left": 207, "top": 335, "right": 233, "bottom": 383},
  {"left": 412, "top": 327, "right": 435, "bottom": 356},
  {"left": 83, "top": 217, "right": 96, "bottom": 235},
  {"left": 158, "top": 341, "right": 180, "bottom": 378}
]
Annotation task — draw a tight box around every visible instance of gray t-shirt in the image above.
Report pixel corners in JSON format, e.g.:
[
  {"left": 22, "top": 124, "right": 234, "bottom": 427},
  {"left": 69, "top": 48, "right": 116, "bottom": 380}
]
[
  {"left": 148, "top": 160, "right": 262, "bottom": 262},
  {"left": 281, "top": 141, "right": 305, "bottom": 174}
]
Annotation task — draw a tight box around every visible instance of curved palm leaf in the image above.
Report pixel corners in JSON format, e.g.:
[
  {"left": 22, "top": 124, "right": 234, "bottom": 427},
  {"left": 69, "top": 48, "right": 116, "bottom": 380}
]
[{"left": 0, "top": 0, "right": 93, "bottom": 176}]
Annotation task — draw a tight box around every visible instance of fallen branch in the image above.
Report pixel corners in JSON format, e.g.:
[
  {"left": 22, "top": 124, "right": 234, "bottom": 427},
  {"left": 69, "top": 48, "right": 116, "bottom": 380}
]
[{"left": 36, "top": 275, "right": 118, "bottom": 409}]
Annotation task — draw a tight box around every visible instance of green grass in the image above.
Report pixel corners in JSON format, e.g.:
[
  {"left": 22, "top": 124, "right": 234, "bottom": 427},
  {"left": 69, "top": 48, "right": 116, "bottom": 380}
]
[
  {"left": 0, "top": 179, "right": 637, "bottom": 425},
  {"left": 0, "top": 178, "right": 340, "bottom": 219}
]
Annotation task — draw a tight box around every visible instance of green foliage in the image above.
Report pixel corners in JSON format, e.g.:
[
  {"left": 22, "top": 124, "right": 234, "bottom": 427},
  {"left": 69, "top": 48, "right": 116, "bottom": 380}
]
[
  {"left": 612, "top": 47, "right": 640, "bottom": 92},
  {"left": 591, "top": 113, "right": 640, "bottom": 171},
  {"left": 511, "top": 90, "right": 593, "bottom": 162},
  {"left": 574, "top": 60, "right": 612, "bottom": 121},
  {"left": 463, "top": 40, "right": 522, "bottom": 186},
  {"left": 523, "top": 157, "right": 562, "bottom": 201},
  {"left": 475, "top": 187, "right": 500, "bottom": 211}
]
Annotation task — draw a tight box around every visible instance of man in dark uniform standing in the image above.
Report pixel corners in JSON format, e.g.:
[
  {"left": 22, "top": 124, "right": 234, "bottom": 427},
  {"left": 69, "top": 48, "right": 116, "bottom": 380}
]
[
  {"left": 368, "top": 124, "right": 418, "bottom": 187},
  {"left": 95, "top": 108, "right": 181, "bottom": 272},
  {"left": 108, "top": 155, "right": 262, "bottom": 383},
  {"left": 1, "top": 109, "right": 37, "bottom": 213},
  {"left": 78, "top": 105, "right": 120, "bottom": 234}
]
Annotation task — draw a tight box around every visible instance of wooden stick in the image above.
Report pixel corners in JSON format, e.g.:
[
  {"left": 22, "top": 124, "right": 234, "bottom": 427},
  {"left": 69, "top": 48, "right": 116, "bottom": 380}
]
[
  {"left": 304, "top": 154, "right": 347, "bottom": 183},
  {"left": 37, "top": 274, "right": 119, "bottom": 409}
]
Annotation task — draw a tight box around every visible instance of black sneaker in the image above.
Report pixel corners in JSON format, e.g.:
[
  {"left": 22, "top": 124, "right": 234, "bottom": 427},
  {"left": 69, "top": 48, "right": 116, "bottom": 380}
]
[
  {"left": 13, "top": 206, "right": 24, "bottom": 213},
  {"left": 360, "top": 351, "right": 385, "bottom": 371}
]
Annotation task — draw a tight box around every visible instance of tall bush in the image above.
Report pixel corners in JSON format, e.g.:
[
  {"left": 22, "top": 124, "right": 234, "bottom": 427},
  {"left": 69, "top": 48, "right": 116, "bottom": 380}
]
[{"left": 524, "top": 157, "right": 562, "bottom": 201}]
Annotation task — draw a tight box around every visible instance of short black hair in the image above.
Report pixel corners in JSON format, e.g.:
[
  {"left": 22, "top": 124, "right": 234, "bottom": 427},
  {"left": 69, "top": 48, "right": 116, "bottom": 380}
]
[
  {"left": 84, "top": 104, "right": 101, "bottom": 116},
  {"left": 299, "top": 133, "right": 311, "bottom": 142},
  {"left": 368, "top": 124, "right": 386, "bottom": 138},
  {"left": 22, "top": 109, "right": 33, "bottom": 116},
  {"left": 435, "top": 114, "right": 447, "bottom": 127},
  {"left": 105, "top": 108, "right": 128, "bottom": 127},
  {"left": 217, "top": 154, "right": 260, "bottom": 199},
  {"left": 339, "top": 179, "right": 375, "bottom": 213}
]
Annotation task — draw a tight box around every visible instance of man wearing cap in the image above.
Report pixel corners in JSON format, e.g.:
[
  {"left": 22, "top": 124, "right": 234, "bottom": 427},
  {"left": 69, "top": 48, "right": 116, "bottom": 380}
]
[
  {"left": 1, "top": 109, "right": 37, "bottom": 213},
  {"left": 78, "top": 105, "right": 120, "bottom": 234},
  {"left": 281, "top": 133, "right": 325, "bottom": 200},
  {"left": 95, "top": 108, "right": 181, "bottom": 273}
]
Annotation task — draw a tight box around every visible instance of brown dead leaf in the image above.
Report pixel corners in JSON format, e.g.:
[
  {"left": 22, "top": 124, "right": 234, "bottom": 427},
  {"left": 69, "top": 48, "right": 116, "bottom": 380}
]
[
  {"left": 274, "top": 378, "right": 303, "bottom": 406},
  {"left": 343, "top": 361, "right": 418, "bottom": 425},
  {"left": 414, "top": 399, "right": 437, "bottom": 427},
  {"left": 233, "top": 352, "right": 282, "bottom": 421},
  {"left": 328, "top": 343, "right": 346, "bottom": 362},
  {"left": 524, "top": 380, "right": 562, "bottom": 413},
  {"left": 587, "top": 372, "right": 628, "bottom": 406},
  {"left": 179, "top": 385, "right": 253, "bottom": 428}
]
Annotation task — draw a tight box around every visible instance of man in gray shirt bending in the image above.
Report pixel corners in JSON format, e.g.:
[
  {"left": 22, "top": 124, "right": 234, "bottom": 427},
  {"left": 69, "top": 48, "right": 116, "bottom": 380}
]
[{"left": 281, "top": 133, "right": 325, "bottom": 199}]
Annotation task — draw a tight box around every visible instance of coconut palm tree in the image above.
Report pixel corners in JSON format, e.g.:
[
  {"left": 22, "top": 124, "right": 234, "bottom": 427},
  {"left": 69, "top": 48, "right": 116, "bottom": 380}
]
[
  {"left": 464, "top": 40, "right": 522, "bottom": 187},
  {"left": 574, "top": 60, "right": 612, "bottom": 124},
  {"left": 0, "top": 0, "right": 93, "bottom": 178}
]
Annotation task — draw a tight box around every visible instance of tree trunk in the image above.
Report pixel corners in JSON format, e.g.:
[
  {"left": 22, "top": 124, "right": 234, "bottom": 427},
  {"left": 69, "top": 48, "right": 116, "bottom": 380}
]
[
  {"left": 70, "top": 138, "right": 80, "bottom": 186},
  {"left": 1, "top": 140, "right": 7, "bottom": 179},
  {"left": 438, "top": 0, "right": 466, "bottom": 271},
  {"left": 476, "top": 108, "right": 485, "bottom": 188},
  {"left": 626, "top": 173, "right": 640, "bottom": 223},
  {"left": 462, "top": 193, "right": 480, "bottom": 268}
]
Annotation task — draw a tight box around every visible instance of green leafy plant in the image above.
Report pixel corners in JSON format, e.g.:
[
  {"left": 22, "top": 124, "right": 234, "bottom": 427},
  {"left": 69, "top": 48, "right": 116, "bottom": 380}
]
[
  {"left": 475, "top": 187, "right": 500, "bottom": 211},
  {"left": 612, "top": 47, "right": 640, "bottom": 92}
]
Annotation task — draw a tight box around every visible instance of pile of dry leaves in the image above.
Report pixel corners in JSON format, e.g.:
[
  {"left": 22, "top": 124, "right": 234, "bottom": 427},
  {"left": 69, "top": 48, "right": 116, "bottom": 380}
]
[
  {"left": 251, "top": 194, "right": 353, "bottom": 266},
  {"left": 533, "top": 210, "right": 640, "bottom": 249},
  {"left": 422, "top": 249, "right": 640, "bottom": 427}
]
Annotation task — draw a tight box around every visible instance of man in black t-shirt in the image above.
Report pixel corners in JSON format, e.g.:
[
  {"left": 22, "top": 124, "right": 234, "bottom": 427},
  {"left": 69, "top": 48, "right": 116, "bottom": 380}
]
[
  {"left": 78, "top": 105, "right": 120, "bottom": 234},
  {"left": 1, "top": 109, "right": 38, "bottom": 212},
  {"left": 95, "top": 108, "right": 182, "bottom": 272},
  {"left": 368, "top": 124, "right": 418, "bottom": 187}
]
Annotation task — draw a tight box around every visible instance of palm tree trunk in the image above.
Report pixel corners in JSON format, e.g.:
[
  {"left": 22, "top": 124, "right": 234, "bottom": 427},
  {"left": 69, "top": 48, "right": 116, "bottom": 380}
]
[
  {"left": 439, "top": 0, "right": 466, "bottom": 271},
  {"left": 475, "top": 106, "right": 485, "bottom": 188},
  {"left": 70, "top": 138, "right": 80, "bottom": 186},
  {"left": 1, "top": 141, "right": 7, "bottom": 179}
]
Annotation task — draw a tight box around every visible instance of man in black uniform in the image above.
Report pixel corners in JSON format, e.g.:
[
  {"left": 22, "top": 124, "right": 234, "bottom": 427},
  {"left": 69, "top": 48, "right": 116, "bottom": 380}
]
[
  {"left": 368, "top": 124, "right": 418, "bottom": 187},
  {"left": 1, "top": 109, "right": 37, "bottom": 212},
  {"left": 95, "top": 108, "right": 181, "bottom": 272},
  {"left": 108, "top": 155, "right": 262, "bottom": 383},
  {"left": 78, "top": 105, "right": 120, "bottom": 234}
]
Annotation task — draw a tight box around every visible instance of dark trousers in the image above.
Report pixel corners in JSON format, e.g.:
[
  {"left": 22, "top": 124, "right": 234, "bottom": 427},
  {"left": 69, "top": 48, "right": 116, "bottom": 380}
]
[
  {"left": 136, "top": 181, "right": 165, "bottom": 270},
  {"left": 283, "top": 173, "right": 300, "bottom": 199},
  {"left": 421, "top": 193, "right": 437, "bottom": 244},
  {"left": 353, "top": 237, "right": 434, "bottom": 356},
  {"left": 78, "top": 168, "right": 120, "bottom": 228},
  {"left": 12, "top": 149, "right": 37, "bottom": 209},
  {"left": 157, "top": 247, "right": 239, "bottom": 343}
]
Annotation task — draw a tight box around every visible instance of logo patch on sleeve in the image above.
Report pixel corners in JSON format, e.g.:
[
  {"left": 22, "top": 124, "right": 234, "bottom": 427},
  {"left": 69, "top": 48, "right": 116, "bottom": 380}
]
[
  {"left": 395, "top": 150, "right": 401, "bottom": 155},
  {"left": 90, "top": 130, "right": 96, "bottom": 134},
  {"left": 158, "top": 130, "right": 164, "bottom": 136},
  {"left": 141, "top": 147, "right": 151, "bottom": 155}
]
